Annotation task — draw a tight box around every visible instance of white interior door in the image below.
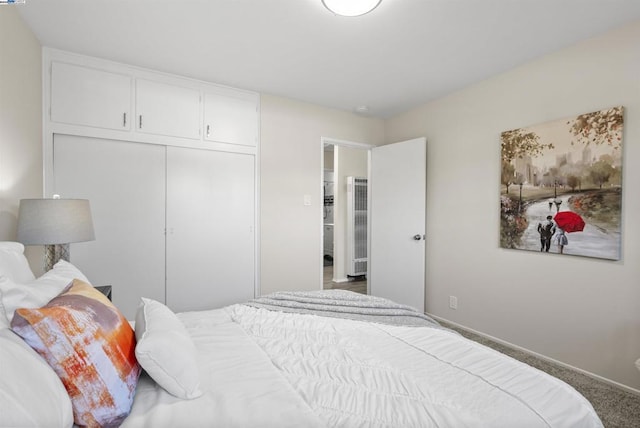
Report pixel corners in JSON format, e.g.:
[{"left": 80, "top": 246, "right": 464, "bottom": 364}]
[
  {"left": 370, "top": 138, "right": 426, "bottom": 312},
  {"left": 166, "top": 147, "right": 255, "bottom": 312},
  {"left": 53, "top": 135, "right": 166, "bottom": 319}
]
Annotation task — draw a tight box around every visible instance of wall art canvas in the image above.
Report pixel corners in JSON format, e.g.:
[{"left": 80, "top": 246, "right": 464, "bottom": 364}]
[{"left": 500, "top": 106, "right": 623, "bottom": 260}]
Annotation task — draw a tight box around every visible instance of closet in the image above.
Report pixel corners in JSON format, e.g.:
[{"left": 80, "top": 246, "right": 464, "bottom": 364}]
[
  {"left": 53, "top": 136, "right": 166, "bottom": 318},
  {"left": 165, "top": 146, "right": 255, "bottom": 312},
  {"left": 44, "top": 49, "right": 259, "bottom": 319}
]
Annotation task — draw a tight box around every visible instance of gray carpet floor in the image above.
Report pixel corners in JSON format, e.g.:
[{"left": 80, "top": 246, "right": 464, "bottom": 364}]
[{"left": 440, "top": 321, "right": 640, "bottom": 428}]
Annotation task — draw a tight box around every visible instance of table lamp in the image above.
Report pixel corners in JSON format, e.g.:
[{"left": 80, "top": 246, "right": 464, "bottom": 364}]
[{"left": 17, "top": 196, "right": 95, "bottom": 271}]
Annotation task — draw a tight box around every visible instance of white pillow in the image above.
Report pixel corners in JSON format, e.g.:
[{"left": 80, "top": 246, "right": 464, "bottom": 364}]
[
  {"left": 0, "top": 329, "right": 74, "bottom": 427},
  {"left": 0, "top": 242, "right": 36, "bottom": 283},
  {"left": 0, "top": 260, "right": 90, "bottom": 322},
  {"left": 44, "top": 259, "right": 89, "bottom": 284},
  {"left": 135, "top": 298, "right": 202, "bottom": 399}
]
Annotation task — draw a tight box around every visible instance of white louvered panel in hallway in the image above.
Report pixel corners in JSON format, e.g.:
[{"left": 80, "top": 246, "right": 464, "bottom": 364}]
[{"left": 347, "top": 177, "right": 367, "bottom": 276}]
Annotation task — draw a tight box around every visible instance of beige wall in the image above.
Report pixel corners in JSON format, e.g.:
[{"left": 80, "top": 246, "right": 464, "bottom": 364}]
[
  {"left": 0, "top": 8, "right": 43, "bottom": 275},
  {"left": 386, "top": 21, "right": 640, "bottom": 391},
  {"left": 260, "top": 94, "right": 384, "bottom": 294}
]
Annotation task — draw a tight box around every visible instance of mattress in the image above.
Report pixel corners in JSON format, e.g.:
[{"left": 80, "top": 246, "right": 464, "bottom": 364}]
[{"left": 122, "top": 304, "right": 603, "bottom": 428}]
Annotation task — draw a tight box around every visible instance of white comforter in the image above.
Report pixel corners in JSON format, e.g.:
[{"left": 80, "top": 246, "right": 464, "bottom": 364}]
[{"left": 122, "top": 305, "right": 603, "bottom": 428}]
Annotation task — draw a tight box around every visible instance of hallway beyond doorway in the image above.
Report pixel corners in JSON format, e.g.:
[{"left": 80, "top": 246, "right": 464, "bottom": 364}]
[{"left": 323, "top": 265, "right": 367, "bottom": 295}]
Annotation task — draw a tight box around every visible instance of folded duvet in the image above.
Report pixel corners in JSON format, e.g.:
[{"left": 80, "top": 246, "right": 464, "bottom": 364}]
[{"left": 245, "top": 289, "right": 440, "bottom": 327}]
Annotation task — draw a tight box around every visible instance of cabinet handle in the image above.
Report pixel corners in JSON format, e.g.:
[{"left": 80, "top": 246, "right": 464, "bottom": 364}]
[
  {"left": 123, "top": 112, "right": 127, "bottom": 127},
  {"left": 139, "top": 115, "right": 143, "bottom": 129},
  {"left": 206, "top": 124, "right": 211, "bottom": 138}
]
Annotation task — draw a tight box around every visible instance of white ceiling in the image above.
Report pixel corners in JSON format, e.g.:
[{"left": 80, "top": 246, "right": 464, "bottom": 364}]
[{"left": 16, "top": 0, "right": 640, "bottom": 118}]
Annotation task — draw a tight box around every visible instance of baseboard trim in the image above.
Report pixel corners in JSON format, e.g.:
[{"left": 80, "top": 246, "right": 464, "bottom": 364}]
[
  {"left": 428, "top": 313, "right": 640, "bottom": 397},
  {"left": 333, "top": 277, "right": 349, "bottom": 283}
]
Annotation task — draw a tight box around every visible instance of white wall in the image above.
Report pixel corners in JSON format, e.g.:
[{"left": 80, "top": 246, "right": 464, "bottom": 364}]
[
  {"left": 0, "top": 8, "right": 43, "bottom": 275},
  {"left": 385, "top": 21, "right": 640, "bottom": 391},
  {"left": 260, "top": 94, "right": 384, "bottom": 294},
  {"left": 333, "top": 146, "right": 368, "bottom": 281}
]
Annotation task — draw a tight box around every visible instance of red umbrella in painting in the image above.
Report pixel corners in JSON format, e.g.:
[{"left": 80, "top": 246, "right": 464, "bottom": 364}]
[{"left": 554, "top": 211, "right": 585, "bottom": 233}]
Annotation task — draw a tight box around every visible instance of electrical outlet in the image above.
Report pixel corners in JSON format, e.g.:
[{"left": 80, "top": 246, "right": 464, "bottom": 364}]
[{"left": 449, "top": 295, "right": 458, "bottom": 310}]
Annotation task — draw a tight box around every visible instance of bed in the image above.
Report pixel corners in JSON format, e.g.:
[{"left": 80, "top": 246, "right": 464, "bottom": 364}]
[{"left": 0, "top": 242, "right": 604, "bottom": 428}]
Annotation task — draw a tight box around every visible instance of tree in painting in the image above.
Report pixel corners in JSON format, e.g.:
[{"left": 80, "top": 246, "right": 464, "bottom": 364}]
[
  {"left": 569, "top": 108, "right": 623, "bottom": 149},
  {"left": 499, "top": 106, "right": 623, "bottom": 260},
  {"left": 500, "top": 130, "right": 554, "bottom": 195}
]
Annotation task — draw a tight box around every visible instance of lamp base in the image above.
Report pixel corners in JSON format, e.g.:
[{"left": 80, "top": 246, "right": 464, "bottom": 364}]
[{"left": 44, "top": 243, "right": 70, "bottom": 271}]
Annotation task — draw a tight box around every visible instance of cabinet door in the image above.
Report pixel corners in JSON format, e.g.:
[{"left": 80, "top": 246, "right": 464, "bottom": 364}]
[
  {"left": 203, "top": 92, "right": 258, "bottom": 146},
  {"left": 136, "top": 79, "right": 201, "bottom": 140},
  {"left": 53, "top": 134, "right": 166, "bottom": 320},
  {"left": 166, "top": 147, "right": 255, "bottom": 312},
  {"left": 51, "top": 62, "right": 131, "bottom": 131}
]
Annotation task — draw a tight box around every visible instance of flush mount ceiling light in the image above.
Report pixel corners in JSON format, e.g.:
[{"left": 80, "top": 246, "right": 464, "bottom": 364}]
[{"left": 322, "top": 0, "right": 382, "bottom": 17}]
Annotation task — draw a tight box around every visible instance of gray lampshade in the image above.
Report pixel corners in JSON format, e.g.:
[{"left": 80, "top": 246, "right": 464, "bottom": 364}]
[{"left": 17, "top": 198, "right": 95, "bottom": 245}]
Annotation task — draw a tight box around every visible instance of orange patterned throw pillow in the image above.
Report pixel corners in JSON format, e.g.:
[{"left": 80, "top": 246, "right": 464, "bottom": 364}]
[{"left": 11, "top": 279, "right": 140, "bottom": 428}]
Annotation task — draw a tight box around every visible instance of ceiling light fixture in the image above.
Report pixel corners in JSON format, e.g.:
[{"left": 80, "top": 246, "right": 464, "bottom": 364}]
[{"left": 322, "top": 0, "right": 382, "bottom": 17}]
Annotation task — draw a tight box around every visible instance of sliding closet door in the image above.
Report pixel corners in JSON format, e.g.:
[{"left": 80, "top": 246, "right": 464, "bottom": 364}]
[
  {"left": 53, "top": 135, "right": 166, "bottom": 319},
  {"left": 166, "top": 147, "right": 255, "bottom": 312}
]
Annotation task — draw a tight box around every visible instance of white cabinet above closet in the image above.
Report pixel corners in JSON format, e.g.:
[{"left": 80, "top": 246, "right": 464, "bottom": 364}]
[
  {"left": 136, "top": 79, "right": 201, "bottom": 140},
  {"left": 44, "top": 49, "right": 259, "bottom": 154},
  {"left": 50, "top": 61, "right": 131, "bottom": 131},
  {"left": 204, "top": 90, "right": 258, "bottom": 147}
]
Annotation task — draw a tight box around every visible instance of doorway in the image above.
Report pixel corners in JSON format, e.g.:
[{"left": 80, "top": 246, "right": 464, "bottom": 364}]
[{"left": 321, "top": 138, "right": 372, "bottom": 294}]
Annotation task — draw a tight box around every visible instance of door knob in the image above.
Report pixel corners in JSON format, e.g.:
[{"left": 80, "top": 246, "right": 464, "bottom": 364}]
[{"left": 413, "top": 234, "right": 422, "bottom": 241}]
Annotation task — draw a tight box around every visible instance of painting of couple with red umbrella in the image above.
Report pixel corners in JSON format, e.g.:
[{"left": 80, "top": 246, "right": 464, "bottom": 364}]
[{"left": 499, "top": 106, "right": 623, "bottom": 260}]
